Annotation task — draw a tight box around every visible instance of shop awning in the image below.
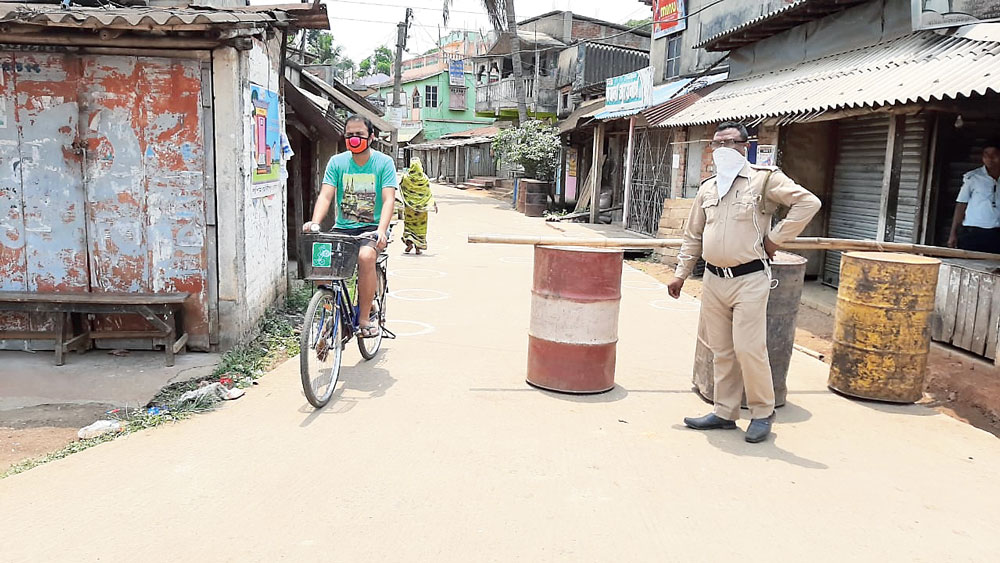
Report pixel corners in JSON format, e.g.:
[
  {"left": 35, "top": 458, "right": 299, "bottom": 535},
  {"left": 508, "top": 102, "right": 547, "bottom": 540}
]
[
  {"left": 284, "top": 78, "right": 344, "bottom": 140},
  {"left": 663, "top": 30, "right": 1000, "bottom": 128},
  {"left": 293, "top": 62, "right": 396, "bottom": 134},
  {"left": 558, "top": 99, "right": 606, "bottom": 134},
  {"left": 594, "top": 77, "right": 692, "bottom": 121},
  {"left": 643, "top": 73, "right": 728, "bottom": 128}
]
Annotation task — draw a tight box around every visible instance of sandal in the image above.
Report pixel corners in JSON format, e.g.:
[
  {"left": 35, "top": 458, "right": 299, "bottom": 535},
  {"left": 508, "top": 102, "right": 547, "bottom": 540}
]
[{"left": 358, "top": 324, "right": 380, "bottom": 338}]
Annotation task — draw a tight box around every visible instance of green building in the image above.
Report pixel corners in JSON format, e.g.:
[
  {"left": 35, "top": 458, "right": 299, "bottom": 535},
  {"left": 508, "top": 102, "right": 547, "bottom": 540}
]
[{"left": 377, "top": 64, "right": 493, "bottom": 140}]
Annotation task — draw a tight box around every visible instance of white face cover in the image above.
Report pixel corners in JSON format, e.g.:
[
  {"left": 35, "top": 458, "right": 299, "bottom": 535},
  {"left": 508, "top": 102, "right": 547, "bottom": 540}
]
[{"left": 712, "top": 147, "right": 747, "bottom": 199}]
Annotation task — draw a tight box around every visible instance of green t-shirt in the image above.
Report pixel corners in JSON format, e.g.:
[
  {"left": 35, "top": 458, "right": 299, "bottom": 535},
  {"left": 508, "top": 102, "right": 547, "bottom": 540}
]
[{"left": 322, "top": 150, "right": 398, "bottom": 229}]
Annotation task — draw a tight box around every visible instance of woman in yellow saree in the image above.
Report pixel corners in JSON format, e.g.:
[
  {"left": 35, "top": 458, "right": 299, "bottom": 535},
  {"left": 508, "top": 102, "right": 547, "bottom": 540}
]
[{"left": 400, "top": 158, "right": 438, "bottom": 254}]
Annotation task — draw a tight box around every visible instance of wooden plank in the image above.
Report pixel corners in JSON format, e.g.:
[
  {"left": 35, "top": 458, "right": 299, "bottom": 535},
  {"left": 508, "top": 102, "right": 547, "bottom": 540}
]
[
  {"left": 0, "top": 332, "right": 58, "bottom": 340},
  {"left": 989, "top": 274, "right": 1000, "bottom": 361},
  {"left": 172, "top": 333, "right": 190, "bottom": 354},
  {"left": 952, "top": 269, "right": 971, "bottom": 347},
  {"left": 942, "top": 266, "right": 962, "bottom": 342},
  {"left": 0, "top": 292, "right": 189, "bottom": 305},
  {"left": 972, "top": 275, "right": 993, "bottom": 356},
  {"left": 932, "top": 263, "right": 951, "bottom": 341},
  {"left": 89, "top": 331, "right": 169, "bottom": 339},
  {"left": 958, "top": 271, "right": 980, "bottom": 351}
]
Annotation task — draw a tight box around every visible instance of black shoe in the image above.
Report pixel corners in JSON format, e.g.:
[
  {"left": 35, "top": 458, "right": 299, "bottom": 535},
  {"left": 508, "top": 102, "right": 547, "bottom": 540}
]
[
  {"left": 683, "top": 413, "right": 737, "bottom": 430},
  {"left": 745, "top": 415, "right": 774, "bottom": 443}
]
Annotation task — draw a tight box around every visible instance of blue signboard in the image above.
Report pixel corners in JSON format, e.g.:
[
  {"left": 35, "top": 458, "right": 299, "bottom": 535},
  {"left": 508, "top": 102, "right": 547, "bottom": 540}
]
[
  {"left": 449, "top": 59, "right": 465, "bottom": 86},
  {"left": 604, "top": 67, "right": 654, "bottom": 114}
]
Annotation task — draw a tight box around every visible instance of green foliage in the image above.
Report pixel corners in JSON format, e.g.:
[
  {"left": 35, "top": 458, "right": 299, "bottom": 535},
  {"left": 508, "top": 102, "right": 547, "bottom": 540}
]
[
  {"left": 359, "top": 46, "right": 395, "bottom": 77},
  {"left": 492, "top": 120, "right": 561, "bottom": 180},
  {"left": 624, "top": 18, "right": 653, "bottom": 30}
]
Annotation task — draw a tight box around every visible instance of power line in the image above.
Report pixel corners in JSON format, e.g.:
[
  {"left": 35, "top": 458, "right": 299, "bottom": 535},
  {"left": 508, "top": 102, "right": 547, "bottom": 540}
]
[{"left": 327, "top": 0, "right": 486, "bottom": 18}]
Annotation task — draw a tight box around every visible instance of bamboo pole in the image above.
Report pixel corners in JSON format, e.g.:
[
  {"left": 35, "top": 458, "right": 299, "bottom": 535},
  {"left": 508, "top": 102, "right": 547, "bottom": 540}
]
[{"left": 466, "top": 234, "right": 1000, "bottom": 262}]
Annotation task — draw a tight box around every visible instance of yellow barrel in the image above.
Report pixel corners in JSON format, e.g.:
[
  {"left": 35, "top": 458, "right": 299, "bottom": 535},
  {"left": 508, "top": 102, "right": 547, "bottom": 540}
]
[{"left": 828, "top": 252, "right": 940, "bottom": 403}]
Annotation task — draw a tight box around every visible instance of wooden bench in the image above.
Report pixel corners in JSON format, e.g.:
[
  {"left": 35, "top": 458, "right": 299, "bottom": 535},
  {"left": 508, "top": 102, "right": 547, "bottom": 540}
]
[{"left": 0, "top": 292, "right": 190, "bottom": 367}]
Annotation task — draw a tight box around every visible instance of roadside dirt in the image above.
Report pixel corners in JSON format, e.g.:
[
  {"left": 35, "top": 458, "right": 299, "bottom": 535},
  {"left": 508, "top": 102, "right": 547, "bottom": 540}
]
[
  {"left": 629, "top": 259, "right": 1000, "bottom": 438},
  {"left": 0, "top": 403, "right": 117, "bottom": 473}
]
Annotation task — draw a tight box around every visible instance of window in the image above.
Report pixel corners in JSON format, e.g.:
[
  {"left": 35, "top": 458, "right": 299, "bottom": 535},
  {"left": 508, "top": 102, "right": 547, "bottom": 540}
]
[
  {"left": 449, "top": 86, "right": 467, "bottom": 110},
  {"left": 664, "top": 35, "right": 681, "bottom": 80},
  {"left": 411, "top": 87, "right": 420, "bottom": 109},
  {"left": 424, "top": 85, "right": 439, "bottom": 108}
]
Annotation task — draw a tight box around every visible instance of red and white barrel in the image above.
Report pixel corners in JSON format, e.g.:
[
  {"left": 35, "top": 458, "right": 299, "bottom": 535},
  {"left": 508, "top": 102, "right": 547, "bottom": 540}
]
[{"left": 527, "top": 246, "right": 623, "bottom": 394}]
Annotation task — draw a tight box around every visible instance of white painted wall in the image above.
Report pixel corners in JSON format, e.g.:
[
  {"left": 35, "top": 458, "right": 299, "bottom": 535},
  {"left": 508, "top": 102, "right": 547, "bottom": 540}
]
[
  {"left": 213, "top": 37, "right": 288, "bottom": 349},
  {"left": 243, "top": 38, "right": 288, "bottom": 334}
]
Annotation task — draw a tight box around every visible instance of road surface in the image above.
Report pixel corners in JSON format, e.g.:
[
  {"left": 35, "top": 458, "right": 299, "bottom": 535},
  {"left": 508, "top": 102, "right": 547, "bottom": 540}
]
[{"left": 2, "top": 185, "right": 998, "bottom": 562}]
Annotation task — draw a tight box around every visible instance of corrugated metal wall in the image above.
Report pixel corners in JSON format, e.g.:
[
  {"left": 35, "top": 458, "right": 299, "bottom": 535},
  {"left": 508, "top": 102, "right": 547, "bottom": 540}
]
[
  {"left": 824, "top": 113, "right": 929, "bottom": 286},
  {"left": 0, "top": 51, "right": 210, "bottom": 349},
  {"left": 824, "top": 114, "right": 889, "bottom": 286},
  {"left": 894, "top": 115, "right": 929, "bottom": 243},
  {"left": 467, "top": 143, "right": 496, "bottom": 177}
]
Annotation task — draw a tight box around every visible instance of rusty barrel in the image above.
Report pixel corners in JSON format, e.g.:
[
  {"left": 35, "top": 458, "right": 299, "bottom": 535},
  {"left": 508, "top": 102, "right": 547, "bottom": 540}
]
[
  {"left": 828, "top": 252, "right": 940, "bottom": 403},
  {"left": 527, "top": 246, "right": 622, "bottom": 393},
  {"left": 693, "top": 252, "right": 808, "bottom": 407},
  {"left": 522, "top": 180, "right": 548, "bottom": 217}
]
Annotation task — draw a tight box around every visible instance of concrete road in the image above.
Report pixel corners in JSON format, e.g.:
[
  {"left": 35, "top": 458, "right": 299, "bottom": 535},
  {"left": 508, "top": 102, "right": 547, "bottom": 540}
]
[{"left": 2, "top": 185, "right": 998, "bottom": 562}]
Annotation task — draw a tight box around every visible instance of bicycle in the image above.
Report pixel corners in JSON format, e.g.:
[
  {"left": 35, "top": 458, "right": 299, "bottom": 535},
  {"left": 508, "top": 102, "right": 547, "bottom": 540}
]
[{"left": 299, "top": 228, "right": 395, "bottom": 408}]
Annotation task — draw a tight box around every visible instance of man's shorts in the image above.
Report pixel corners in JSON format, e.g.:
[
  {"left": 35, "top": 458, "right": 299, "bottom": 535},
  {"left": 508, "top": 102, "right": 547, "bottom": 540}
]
[{"left": 332, "top": 225, "right": 379, "bottom": 248}]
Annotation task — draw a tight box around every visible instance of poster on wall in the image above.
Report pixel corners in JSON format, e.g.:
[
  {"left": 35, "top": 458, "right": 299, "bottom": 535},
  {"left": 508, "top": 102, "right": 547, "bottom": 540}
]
[
  {"left": 756, "top": 145, "right": 777, "bottom": 167},
  {"left": 250, "top": 84, "right": 281, "bottom": 198},
  {"left": 913, "top": 0, "right": 1000, "bottom": 30},
  {"left": 653, "top": 0, "right": 687, "bottom": 39}
]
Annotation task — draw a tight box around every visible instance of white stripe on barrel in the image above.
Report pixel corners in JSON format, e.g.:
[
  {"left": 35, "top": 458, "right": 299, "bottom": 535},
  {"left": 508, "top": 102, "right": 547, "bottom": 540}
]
[{"left": 526, "top": 245, "right": 623, "bottom": 394}]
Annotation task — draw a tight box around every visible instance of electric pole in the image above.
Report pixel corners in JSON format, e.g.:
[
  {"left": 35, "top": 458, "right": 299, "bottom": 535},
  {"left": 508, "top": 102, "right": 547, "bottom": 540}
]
[
  {"left": 391, "top": 8, "right": 412, "bottom": 168},
  {"left": 392, "top": 8, "right": 412, "bottom": 114}
]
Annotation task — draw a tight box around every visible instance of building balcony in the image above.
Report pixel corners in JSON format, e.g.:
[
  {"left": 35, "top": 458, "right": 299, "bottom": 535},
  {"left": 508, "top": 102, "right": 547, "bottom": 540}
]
[{"left": 475, "top": 76, "right": 558, "bottom": 119}]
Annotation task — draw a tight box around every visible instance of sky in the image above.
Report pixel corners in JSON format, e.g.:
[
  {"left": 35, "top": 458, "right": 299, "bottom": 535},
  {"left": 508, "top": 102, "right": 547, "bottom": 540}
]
[{"left": 258, "top": 0, "right": 655, "bottom": 67}]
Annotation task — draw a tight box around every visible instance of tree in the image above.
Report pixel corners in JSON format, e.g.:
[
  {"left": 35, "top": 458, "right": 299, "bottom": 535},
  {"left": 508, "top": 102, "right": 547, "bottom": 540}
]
[
  {"left": 306, "top": 30, "right": 343, "bottom": 65},
  {"left": 624, "top": 18, "right": 653, "bottom": 31},
  {"left": 358, "top": 46, "right": 395, "bottom": 77},
  {"left": 444, "top": 0, "right": 528, "bottom": 125},
  {"left": 492, "top": 120, "right": 560, "bottom": 180},
  {"left": 372, "top": 46, "right": 394, "bottom": 76}
]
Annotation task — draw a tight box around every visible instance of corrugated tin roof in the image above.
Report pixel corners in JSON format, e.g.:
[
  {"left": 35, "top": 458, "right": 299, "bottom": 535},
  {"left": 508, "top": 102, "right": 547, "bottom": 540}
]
[
  {"left": 408, "top": 136, "right": 495, "bottom": 150},
  {"left": 398, "top": 128, "right": 424, "bottom": 143},
  {"left": 643, "top": 72, "right": 728, "bottom": 127},
  {"left": 557, "top": 98, "right": 606, "bottom": 133},
  {"left": 0, "top": 4, "right": 277, "bottom": 28},
  {"left": 441, "top": 126, "right": 500, "bottom": 139},
  {"left": 664, "top": 31, "right": 1000, "bottom": 128},
  {"left": 595, "top": 77, "right": 691, "bottom": 121}
]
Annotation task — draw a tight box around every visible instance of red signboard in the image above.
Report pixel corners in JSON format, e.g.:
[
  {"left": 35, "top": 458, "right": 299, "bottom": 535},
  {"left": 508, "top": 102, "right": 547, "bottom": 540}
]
[{"left": 653, "top": 0, "right": 687, "bottom": 39}]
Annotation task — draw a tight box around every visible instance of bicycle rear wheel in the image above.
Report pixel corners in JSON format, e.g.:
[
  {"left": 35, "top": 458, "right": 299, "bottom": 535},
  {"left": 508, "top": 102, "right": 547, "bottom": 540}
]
[
  {"left": 357, "top": 264, "right": 387, "bottom": 360},
  {"left": 301, "top": 288, "right": 344, "bottom": 408}
]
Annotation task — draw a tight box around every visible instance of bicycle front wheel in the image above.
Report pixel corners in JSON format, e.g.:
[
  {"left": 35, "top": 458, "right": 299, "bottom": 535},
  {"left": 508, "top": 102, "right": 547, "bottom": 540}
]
[{"left": 300, "top": 288, "right": 343, "bottom": 408}]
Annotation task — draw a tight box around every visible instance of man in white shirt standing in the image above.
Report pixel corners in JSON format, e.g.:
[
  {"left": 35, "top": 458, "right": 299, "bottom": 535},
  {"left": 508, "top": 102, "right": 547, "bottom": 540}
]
[{"left": 948, "top": 140, "right": 1000, "bottom": 253}]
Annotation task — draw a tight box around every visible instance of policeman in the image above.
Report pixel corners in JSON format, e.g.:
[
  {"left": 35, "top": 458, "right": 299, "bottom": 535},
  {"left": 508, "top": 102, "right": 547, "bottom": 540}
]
[
  {"left": 947, "top": 139, "right": 1000, "bottom": 253},
  {"left": 667, "top": 122, "right": 821, "bottom": 443}
]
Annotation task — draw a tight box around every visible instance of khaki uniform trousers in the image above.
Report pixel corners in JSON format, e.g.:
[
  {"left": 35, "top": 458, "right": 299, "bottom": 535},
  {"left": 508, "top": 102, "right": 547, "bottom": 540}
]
[{"left": 701, "top": 270, "right": 775, "bottom": 420}]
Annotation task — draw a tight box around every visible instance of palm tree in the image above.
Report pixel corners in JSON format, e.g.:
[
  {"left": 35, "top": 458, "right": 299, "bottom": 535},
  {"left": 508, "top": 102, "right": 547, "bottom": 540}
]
[{"left": 444, "top": 0, "right": 528, "bottom": 124}]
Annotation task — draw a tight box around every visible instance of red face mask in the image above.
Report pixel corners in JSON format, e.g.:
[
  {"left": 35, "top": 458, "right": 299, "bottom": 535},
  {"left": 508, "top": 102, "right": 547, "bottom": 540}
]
[{"left": 347, "top": 135, "right": 370, "bottom": 154}]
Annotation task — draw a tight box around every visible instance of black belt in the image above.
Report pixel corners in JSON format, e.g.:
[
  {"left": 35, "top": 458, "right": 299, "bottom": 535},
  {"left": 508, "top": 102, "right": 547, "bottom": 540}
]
[{"left": 706, "top": 260, "right": 767, "bottom": 279}]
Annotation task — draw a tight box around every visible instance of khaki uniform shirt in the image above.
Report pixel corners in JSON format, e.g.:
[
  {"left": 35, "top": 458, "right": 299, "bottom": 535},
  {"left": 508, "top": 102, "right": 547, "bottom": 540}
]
[{"left": 675, "top": 163, "right": 822, "bottom": 280}]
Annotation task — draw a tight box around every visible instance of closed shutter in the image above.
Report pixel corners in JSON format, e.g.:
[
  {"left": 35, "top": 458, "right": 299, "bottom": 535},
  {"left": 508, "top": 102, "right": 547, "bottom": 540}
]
[
  {"left": 824, "top": 114, "right": 890, "bottom": 286},
  {"left": 893, "top": 115, "right": 929, "bottom": 243}
]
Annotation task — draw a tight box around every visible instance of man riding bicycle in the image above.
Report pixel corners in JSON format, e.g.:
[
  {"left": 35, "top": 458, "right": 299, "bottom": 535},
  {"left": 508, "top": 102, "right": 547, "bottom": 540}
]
[{"left": 303, "top": 114, "right": 397, "bottom": 339}]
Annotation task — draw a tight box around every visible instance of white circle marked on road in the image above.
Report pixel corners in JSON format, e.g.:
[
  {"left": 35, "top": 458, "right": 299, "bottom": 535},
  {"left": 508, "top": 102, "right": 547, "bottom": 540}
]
[
  {"left": 388, "top": 320, "right": 435, "bottom": 337},
  {"left": 622, "top": 280, "right": 666, "bottom": 291},
  {"left": 500, "top": 256, "right": 532, "bottom": 264},
  {"left": 650, "top": 299, "right": 701, "bottom": 312},
  {"left": 388, "top": 289, "right": 451, "bottom": 301},
  {"left": 389, "top": 268, "right": 447, "bottom": 279}
]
